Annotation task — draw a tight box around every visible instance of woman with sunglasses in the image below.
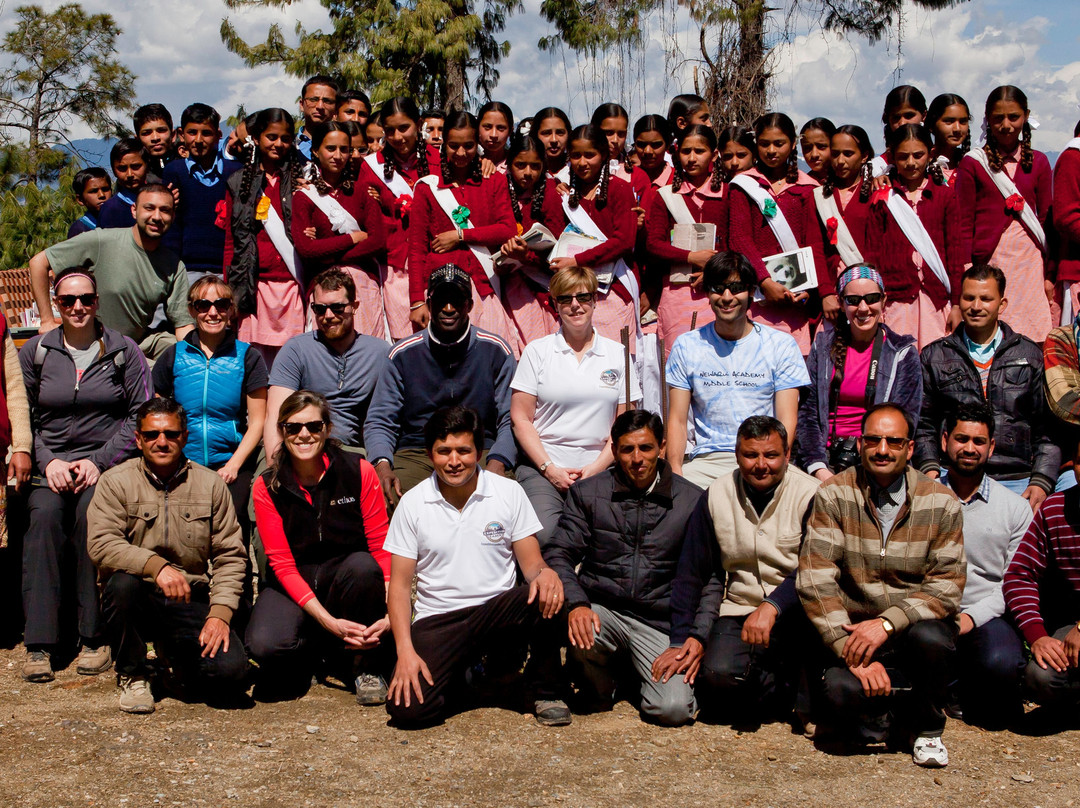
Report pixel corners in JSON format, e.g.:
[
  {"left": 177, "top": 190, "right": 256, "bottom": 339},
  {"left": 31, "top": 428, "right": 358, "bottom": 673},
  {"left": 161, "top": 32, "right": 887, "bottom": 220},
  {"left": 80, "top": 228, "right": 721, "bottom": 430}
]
[
  {"left": 19, "top": 264, "right": 151, "bottom": 684},
  {"left": 152, "top": 276, "right": 268, "bottom": 546},
  {"left": 796, "top": 265, "right": 922, "bottom": 480},
  {"left": 247, "top": 390, "right": 392, "bottom": 704},
  {"left": 510, "top": 267, "right": 639, "bottom": 545}
]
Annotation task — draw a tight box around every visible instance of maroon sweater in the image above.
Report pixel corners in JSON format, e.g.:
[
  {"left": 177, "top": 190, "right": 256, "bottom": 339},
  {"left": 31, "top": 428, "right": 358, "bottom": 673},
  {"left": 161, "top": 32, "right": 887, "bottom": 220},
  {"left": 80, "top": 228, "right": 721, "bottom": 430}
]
[
  {"left": 863, "top": 179, "right": 963, "bottom": 306},
  {"left": 644, "top": 185, "right": 728, "bottom": 270},
  {"left": 954, "top": 148, "right": 1052, "bottom": 264},
  {"left": 408, "top": 174, "right": 517, "bottom": 302},
  {"left": 290, "top": 184, "right": 387, "bottom": 276},
  {"left": 358, "top": 145, "right": 441, "bottom": 271},
  {"left": 1054, "top": 147, "right": 1080, "bottom": 283},
  {"left": 566, "top": 177, "right": 639, "bottom": 303},
  {"left": 817, "top": 186, "right": 872, "bottom": 296}
]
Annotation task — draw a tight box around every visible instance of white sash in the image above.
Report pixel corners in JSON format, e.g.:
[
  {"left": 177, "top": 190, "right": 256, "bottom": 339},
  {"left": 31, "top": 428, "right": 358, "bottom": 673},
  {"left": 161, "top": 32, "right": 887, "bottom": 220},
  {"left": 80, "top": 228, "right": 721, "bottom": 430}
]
[
  {"left": 814, "top": 186, "right": 864, "bottom": 267},
  {"left": 363, "top": 153, "right": 413, "bottom": 200},
  {"left": 1065, "top": 137, "right": 1080, "bottom": 153},
  {"left": 730, "top": 175, "right": 799, "bottom": 252},
  {"left": 261, "top": 195, "right": 303, "bottom": 286},
  {"left": 884, "top": 189, "right": 950, "bottom": 294},
  {"left": 417, "top": 176, "right": 500, "bottom": 297},
  {"left": 963, "top": 147, "right": 1046, "bottom": 252},
  {"left": 299, "top": 187, "right": 360, "bottom": 234},
  {"left": 554, "top": 164, "right": 571, "bottom": 185},
  {"left": 658, "top": 186, "right": 696, "bottom": 225}
]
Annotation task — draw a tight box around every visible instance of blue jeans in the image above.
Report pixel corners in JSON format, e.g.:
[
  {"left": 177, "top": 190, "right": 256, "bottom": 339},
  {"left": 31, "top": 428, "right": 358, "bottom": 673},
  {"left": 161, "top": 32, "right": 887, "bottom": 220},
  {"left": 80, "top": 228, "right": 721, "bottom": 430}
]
[{"left": 955, "top": 617, "right": 1025, "bottom": 725}]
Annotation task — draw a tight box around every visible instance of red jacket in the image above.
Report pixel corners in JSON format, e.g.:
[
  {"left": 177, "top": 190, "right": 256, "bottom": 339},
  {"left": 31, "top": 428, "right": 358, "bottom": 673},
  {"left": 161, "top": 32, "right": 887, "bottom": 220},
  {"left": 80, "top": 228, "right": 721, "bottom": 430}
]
[
  {"left": 565, "top": 177, "right": 639, "bottom": 302},
  {"left": 1054, "top": 147, "right": 1080, "bottom": 283},
  {"left": 290, "top": 183, "right": 387, "bottom": 276},
  {"left": 817, "top": 186, "right": 872, "bottom": 296},
  {"left": 863, "top": 178, "right": 963, "bottom": 305},
  {"left": 357, "top": 145, "right": 441, "bottom": 271},
  {"left": 954, "top": 148, "right": 1052, "bottom": 264},
  {"left": 408, "top": 174, "right": 517, "bottom": 302},
  {"left": 644, "top": 184, "right": 729, "bottom": 270}
]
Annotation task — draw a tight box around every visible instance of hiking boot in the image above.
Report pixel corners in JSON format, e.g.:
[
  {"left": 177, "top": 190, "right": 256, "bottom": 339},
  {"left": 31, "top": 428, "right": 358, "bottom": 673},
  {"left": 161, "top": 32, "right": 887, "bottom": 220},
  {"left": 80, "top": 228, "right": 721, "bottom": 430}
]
[
  {"left": 354, "top": 673, "right": 388, "bottom": 706},
  {"left": 118, "top": 675, "right": 155, "bottom": 714},
  {"left": 76, "top": 645, "right": 113, "bottom": 676},
  {"left": 912, "top": 735, "right": 949, "bottom": 768},
  {"left": 535, "top": 699, "right": 572, "bottom": 727},
  {"left": 22, "top": 650, "right": 53, "bottom": 683}
]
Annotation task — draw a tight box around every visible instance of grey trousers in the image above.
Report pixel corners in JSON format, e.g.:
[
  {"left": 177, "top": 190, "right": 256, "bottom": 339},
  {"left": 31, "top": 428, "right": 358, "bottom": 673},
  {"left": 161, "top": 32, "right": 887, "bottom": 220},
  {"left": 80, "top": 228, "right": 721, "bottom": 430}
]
[
  {"left": 572, "top": 603, "right": 697, "bottom": 726},
  {"left": 515, "top": 465, "right": 566, "bottom": 548}
]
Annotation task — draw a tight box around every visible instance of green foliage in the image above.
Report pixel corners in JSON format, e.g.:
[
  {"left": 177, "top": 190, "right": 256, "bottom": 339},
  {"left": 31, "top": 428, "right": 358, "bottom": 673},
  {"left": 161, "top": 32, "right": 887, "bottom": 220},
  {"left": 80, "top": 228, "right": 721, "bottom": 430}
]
[
  {"left": 817, "top": 0, "right": 970, "bottom": 44},
  {"left": 0, "top": 161, "right": 79, "bottom": 271},
  {"left": 0, "top": 3, "right": 136, "bottom": 184}
]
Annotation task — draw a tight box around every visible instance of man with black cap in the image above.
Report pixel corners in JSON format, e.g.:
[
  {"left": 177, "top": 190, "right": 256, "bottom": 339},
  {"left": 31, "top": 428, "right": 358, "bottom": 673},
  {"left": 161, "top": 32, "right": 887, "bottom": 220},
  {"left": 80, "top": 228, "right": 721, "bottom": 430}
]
[{"left": 365, "top": 264, "right": 517, "bottom": 501}]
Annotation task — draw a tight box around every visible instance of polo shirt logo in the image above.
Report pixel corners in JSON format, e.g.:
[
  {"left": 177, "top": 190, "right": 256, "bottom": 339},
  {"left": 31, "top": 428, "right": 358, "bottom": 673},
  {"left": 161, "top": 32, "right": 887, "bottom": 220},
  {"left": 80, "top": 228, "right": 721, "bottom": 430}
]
[
  {"left": 599, "top": 369, "right": 620, "bottom": 387},
  {"left": 331, "top": 496, "right": 356, "bottom": 506},
  {"left": 483, "top": 521, "right": 506, "bottom": 543}
]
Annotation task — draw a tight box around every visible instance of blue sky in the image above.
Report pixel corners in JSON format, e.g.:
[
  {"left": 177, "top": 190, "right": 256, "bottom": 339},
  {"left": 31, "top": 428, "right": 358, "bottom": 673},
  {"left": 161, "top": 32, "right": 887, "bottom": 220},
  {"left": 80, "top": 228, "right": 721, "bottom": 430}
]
[{"left": 4, "top": 0, "right": 1080, "bottom": 156}]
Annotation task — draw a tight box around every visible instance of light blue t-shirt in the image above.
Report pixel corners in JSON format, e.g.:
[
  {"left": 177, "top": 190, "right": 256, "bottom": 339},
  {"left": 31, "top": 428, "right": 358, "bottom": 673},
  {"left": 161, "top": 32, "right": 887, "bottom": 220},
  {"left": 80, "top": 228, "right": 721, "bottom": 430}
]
[{"left": 666, "top": 322, "right": 810, "bottom": 456}]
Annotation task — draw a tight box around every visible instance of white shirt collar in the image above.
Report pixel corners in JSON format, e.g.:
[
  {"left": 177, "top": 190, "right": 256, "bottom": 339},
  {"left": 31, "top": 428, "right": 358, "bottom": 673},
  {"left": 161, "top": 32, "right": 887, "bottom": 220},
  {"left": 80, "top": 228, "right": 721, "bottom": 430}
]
[
  {"left": 553, "top": 328, "right": 599, "bottom": 356},
  {"left": 422, "top": 467, "right": 492, "bottom": 505}
]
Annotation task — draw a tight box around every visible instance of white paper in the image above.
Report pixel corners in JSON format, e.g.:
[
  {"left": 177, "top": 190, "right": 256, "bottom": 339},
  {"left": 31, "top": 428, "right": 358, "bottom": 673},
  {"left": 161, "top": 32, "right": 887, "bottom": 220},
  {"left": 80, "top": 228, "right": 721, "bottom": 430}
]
[{"left": 670, "top": 223, "right": 716, "bottom": 284}]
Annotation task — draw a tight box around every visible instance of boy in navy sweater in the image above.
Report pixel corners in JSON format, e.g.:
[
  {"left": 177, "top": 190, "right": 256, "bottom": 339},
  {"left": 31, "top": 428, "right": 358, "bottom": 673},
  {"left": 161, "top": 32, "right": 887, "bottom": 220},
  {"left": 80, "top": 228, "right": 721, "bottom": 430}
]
[
  {"left": 134, "top": 103, "right": 176, "bottom": 176},
  {"left": 67, "top": 167, "right": 112, "bottom": 238},
  {"left": 162, "top": 104, "right": 241, "bottom": 283},
  {"left": 98, "top": 139, "right": 151, "bottom": 229}
]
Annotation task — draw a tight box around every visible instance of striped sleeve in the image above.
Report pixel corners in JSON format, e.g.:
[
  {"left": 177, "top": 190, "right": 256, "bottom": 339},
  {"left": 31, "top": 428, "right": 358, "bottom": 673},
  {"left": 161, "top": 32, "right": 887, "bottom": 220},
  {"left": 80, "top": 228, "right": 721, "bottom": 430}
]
[
  {"left": 797, "top": 485, "right": 854, "bottom": 657},
  {"left": 1004, "top": 503, "right": 1052, "bottom": 644},
  {"left": 1044, "top": 327, "right": 1080, "bottom": 426}
]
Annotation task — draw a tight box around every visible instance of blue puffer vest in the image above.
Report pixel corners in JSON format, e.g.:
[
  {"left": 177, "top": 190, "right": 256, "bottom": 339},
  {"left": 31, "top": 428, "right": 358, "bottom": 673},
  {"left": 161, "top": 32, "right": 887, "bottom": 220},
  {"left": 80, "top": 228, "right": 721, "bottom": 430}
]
[{"left": 172, "top": 336, "right": 248, "bottom": 468}]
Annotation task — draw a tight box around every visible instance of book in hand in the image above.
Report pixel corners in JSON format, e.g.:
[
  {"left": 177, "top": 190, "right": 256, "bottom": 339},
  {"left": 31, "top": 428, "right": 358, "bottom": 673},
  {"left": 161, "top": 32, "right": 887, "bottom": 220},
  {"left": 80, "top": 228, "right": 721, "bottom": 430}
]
[
  {"left": 762, "top": 246, "right": 817, "bottom": 293},
  {"left": 669, "top": 223, "right": 716, "bottom": 284},
  {"left": 492, "top": 223, "right": 559, "bottom": 289},
  {"left": 551, "top": 228, "right": 614, "bottom": 292}
]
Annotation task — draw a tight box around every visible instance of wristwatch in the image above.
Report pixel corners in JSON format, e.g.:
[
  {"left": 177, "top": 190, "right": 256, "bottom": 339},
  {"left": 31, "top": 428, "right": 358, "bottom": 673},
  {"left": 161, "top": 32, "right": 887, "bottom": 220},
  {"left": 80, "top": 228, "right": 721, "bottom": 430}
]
[
  {"left": 539, "top": 461, "right": 552, "bottom": 472},
  {"left": 880, "top": 617, "right": 895, "bottom": 637}
]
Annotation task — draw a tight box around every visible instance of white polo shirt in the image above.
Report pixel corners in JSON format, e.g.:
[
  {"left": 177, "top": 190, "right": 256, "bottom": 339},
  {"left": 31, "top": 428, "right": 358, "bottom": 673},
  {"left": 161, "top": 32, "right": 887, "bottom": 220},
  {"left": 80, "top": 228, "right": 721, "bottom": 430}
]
[
  {"left": 384, "top": 469, "right": 543, "bottom": 621},
  {"left": 511, "top": 329, "right": 641, "bottom": 468}
]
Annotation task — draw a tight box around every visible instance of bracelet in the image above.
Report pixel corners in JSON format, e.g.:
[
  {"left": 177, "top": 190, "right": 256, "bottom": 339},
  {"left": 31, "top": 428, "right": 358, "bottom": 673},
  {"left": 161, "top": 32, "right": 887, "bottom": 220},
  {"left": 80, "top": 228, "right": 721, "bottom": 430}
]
[
  {"left": 409, "top": 302, "right": 426, "bottom": 311},
  {"left": 456, "top": 227, "right": 464, "bottom": 242}
]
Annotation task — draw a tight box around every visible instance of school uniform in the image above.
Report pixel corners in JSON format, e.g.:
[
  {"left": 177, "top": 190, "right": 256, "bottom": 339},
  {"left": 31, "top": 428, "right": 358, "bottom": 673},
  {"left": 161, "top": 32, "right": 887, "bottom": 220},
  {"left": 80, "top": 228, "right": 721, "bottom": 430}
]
[
  {"left": 815, "top": 184, "right": 872, "bottom": 297},
  {"left": 1053, "top": 142, "right": 1080, "bottom": 321}
]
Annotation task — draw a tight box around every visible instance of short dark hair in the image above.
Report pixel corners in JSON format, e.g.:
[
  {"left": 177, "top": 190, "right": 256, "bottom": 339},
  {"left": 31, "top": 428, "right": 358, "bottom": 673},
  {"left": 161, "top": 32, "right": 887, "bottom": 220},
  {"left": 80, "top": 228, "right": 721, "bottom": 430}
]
[
  {"left": 421, "top": 108, "right": 446, "bottom": 121},
  {"left": 961, "top": 264, "right": 1007, "bottom": 297},
  {"left": 338, "top": 89, "right": 370, "bottom": 110},
  {"left": 702, "top": 251, "right": 757, "bottom": 292},
  {"left": 72, "top": 167, "right": 110, "bottom": 196},
  {"left": 302, "top": 75, "right": 339, "bottom": 98},
  {"left": 135, "top": 182, "right": 173, "bottom": 203},
  {"left": 109, "top": 137, "right": 149, "bottom": 168},
  {"left": 861, "top": 402, "right": 915, "bottom": 439},
  {"left": 137, "top": 396, "right": 187, "bottom": 432},
  {"left": 424, "top": 406, "right": 485, "bottom": 453},
  {"left": 310, "top": 268, "right": 356, "bottom": 302},
  {"left": 181, "top": 102, "right": 221, "bottom": 130},
  {"left": 944, "top": 401, "right": 995, "bottom": 439},
  {"left": 133, "top": 103, "right": 173, "bottom": 132},
  {"left": 611, "top": 409, "right": 664, "bottom": 445},
  {"left": 736, "top": 415, "right": 788, "bottom": 450}
]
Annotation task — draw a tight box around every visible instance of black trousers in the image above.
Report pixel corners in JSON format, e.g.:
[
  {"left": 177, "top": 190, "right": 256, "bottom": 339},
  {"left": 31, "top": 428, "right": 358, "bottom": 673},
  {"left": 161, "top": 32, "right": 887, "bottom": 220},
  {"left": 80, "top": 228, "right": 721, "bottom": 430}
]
[
  {"left": 101, "top": 572, "right": 249, "bottom": 690},
  {"left": 245, "top": 551, "right": 387, "bottom": 678},
  {"left": 817, "top": 619, "right": 957, "bottom": 739},
  {"left": 1026, "top": 621, "right": 1080, "bottom": 708},
  {"left": 386, "top": 585, "right": 562, "bottom": 727}
]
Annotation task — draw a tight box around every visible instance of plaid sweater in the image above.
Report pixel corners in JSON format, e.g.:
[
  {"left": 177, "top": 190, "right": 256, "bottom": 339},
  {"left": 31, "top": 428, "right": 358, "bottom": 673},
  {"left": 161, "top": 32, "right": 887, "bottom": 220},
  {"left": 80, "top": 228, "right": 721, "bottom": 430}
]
[
  {"left": 1044, "top": 324, "right": 1080, "bottom": 427},
  {"left": 797, "top": 465, "right": 966, "bottom": 657}
]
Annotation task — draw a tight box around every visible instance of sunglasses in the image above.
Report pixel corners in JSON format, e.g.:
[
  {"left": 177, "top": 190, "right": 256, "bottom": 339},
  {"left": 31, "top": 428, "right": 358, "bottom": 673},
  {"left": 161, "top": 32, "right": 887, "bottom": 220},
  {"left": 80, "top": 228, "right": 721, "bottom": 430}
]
[
  {"left": 140, "top": 429, "right": 183, "bottom": 441},
  {"left": 842, "top": 292, "right": 884, "bottom": 307},
  {"left": 55, "top": 293, "right": 97, "bottom": 308},
  {"left": 706, "top": 281, "right": 750, "bottom": 296},
  {"left": 861, "top": 434, "right": 908, "bottom": 450},
  {"left": 192, "top": 297, "right": 233, "bottom": 314},
  {"left": 311, "top": 302, "right": 350, "bottom": 317},
  {"left": 281, "top": 420, "right": 325, "bottom": 436},
  {"left": 554, "top": 292, "right": 594, "bottom": 306}
]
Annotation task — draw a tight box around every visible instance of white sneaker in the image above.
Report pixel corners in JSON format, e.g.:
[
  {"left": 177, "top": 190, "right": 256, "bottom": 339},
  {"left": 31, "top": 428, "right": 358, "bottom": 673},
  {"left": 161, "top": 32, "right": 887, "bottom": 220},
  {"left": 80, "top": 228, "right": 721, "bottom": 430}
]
[
  {"left": 912, "top": 735, "right": 948, "bottom": 767},
  {"left": 118, "top": 675, "right": 155, "bottom": 714}
]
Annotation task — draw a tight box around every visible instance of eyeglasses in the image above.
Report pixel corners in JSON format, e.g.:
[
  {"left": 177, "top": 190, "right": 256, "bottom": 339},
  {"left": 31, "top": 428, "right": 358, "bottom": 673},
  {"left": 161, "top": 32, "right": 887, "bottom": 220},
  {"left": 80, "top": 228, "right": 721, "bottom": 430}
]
[
  {"left": 281, "top": 420, "right": 325, "bottom": 436},
  {"left": 861, "top": 434, "right": 909, "bottom": 449},
  {"left": 311, "top": 302, "right": 350, "bottom": 317},
  {"left": 55, "top": 293, "right": 97, "bottom": 308},
  {"left": 140, "top": 429, "right": 183, "bottom": 441},
  {"left": 192, "top": 297, "right": 233, "bottom": 314},
  {"left": 706, "top": 281, "right": 750, "bottom": 296},
  {"left": 554, "top": 292, "right": 594, "bottom": 306},
  {"left": 842, "top": 292, "right": 884, "bottom": 307}
]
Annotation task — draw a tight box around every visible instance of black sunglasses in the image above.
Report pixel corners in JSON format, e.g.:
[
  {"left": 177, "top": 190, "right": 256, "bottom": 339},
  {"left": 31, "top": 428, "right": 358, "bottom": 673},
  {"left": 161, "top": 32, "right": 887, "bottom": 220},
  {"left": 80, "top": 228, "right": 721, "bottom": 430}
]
[
  {"left": 706, "top": 281, "right": 750, "bottom": 296},
  {"left": 861, "top": 434, "right": 908, "bottom": 450},
  {"left": 842, "top": 292, "right": 884, "bottom": 307},
  {"left": 554, "top": 292, "right": 595, "bottom": 306},
  {"left": 192, "top": 297, "right": 233, "bottom": 314},
  {"left": 311, "top": 302, "right": 350, "bottom": 317},
  {"left": 55, "top": 293, "right": 97, "bottom": 308},
  {"left": 281, "top": 420, "right": 325, "bottom": 436},
  {"left": 140, "top": 429, "right": 183, "bottom": 441}
]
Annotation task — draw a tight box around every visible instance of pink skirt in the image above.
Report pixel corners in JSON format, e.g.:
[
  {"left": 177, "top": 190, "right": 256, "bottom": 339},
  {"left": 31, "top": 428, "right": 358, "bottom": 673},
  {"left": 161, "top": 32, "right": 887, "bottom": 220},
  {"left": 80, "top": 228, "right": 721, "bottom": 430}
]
[
  {"left": 657, "top": 279, "right": 712, "bottom": 358},
  {"left": 883, "top": 290, "right": 949, "bottom": 351},
  {"left": 749, "top": 300, "right": 812, "bottom": 355},
  {"left": 338, "top": 265, "right": 386, "bottom": 341},
  {"left": 469, "top": 280, "right": 521, "bottom": 354},
  {"left": 383, "top": 262, "right": 414, "bottom": 341},
  {"left": 503, "top": 273, "right": 558, "bottom": 352},
  {"left": 592, "top": 289, "right": 637, "bottom": 354},
  {"left": 992, "top": 219, "right": 1051, "bottom": 343},
  {"left": 238, "top": 277, "right": 306, "bottom": 348}
]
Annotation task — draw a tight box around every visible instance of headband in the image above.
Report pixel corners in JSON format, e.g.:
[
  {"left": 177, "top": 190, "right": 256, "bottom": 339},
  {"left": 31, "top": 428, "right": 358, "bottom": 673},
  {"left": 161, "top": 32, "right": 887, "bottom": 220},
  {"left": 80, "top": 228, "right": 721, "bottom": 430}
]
[
  {"left": 53, "top": 271, "right": 97, "bottom": 294},
  {"left": 837, "top": 265, "right": 884, "bottom": 294}
]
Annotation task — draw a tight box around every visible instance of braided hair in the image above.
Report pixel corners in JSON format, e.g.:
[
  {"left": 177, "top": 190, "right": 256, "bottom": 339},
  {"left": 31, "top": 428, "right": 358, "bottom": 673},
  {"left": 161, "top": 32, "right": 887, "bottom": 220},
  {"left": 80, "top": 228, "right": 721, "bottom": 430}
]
[
  {"left": 439, "top": 110, "right": 482, "bottom": 185},
  {"left": 881, "top": 85, "right": 927, "bottom": 147},
  {"left": 238, "top": 108, "right": 296, "bottom": 204},
  {"left": 591, "top": 102, "right": 630, "bottom": 165},
  {"left": 672, "top": 124, "right": 720, "bottom": 193},
  {"left": 983, "top": 85, "right": 1034, "bottom": 174},
  {"left": 566, "top": 124, "right": 610, "bottom": 210},
  {"left": 753, "top": 112, "right": 799, "bottom": 183},
  {"left": 888, "top": 124, "right": 944, "bottom": 187},
  {"left": 379, "top": 97, "right": 430, "bottom": 183},
  {"left": 505, "top": 131, "right": 547, "bottom": 223},
  {"left": 477, "top": 101, "right": 514, "bottom": 161},
  {"left": 926, "top": 93, "right": 972, "bottom": 165},
  {"left": 823, "top": 124, "right": 875, "bottom": 203},
  {"left": 308, "top": 122, "right": 358, "bottom": 194}
]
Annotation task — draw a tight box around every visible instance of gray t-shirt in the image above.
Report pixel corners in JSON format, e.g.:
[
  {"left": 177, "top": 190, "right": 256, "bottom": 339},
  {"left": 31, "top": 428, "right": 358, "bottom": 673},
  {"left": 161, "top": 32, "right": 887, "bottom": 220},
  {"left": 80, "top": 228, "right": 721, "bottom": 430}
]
[
  {"left": 268, "top": 331, "right": 390, "bottom": 447},
  {"left": 67, "top": 340, "right": 101, "bottom": 382},
  {"left": 45, "top": 229, "right": 193, "bottom": 342}
]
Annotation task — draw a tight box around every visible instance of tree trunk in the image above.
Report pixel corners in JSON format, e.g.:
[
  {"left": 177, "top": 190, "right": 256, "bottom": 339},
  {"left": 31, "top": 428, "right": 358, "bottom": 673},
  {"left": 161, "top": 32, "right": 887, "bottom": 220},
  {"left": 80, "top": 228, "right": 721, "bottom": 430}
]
[
  {"left": 28, "top": 77, "right": 43, "bottom": 185},
  {"left": 735, "top": 0, "right": 767, "bottom": 123},
  {"left": 444, "top": 57, "right": 467, "bottom": 112}
]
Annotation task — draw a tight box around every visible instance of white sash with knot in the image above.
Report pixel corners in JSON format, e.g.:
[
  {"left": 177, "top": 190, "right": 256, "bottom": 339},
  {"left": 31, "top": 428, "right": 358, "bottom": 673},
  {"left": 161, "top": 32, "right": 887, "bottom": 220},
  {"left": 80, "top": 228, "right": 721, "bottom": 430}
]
[
  {"left": 299, "top": 187, "right": 360, "bottom": 234},
  {"left": 884, "top": 189, "right": 950, "bottom": 294},
  {"left": 730, "top": 174, "right": 799, "bottom": 252},
  {"left": 363, "top": 153, "right": 413, "bottom": 200},
  {"left": 963, "top": 147, "right": 1046, "bottom": 252},
  {"left": 658, "top": 186, "right": 696, "bottom": 225},
  {"left": 417, "top": 176, "right": 500, "bottom": 297},
  {"left": 814, "top": 186, "right": 864, "bottom": 267},
  {"left": 261, "top": 194, "right": 303, "bottom": 286}
]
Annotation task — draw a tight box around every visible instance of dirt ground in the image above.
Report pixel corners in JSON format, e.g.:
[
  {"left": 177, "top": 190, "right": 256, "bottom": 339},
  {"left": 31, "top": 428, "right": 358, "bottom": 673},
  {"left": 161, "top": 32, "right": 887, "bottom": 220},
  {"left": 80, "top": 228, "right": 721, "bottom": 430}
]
[{"left": 1, "top": 645, "right": 1079, "bottom": 808}]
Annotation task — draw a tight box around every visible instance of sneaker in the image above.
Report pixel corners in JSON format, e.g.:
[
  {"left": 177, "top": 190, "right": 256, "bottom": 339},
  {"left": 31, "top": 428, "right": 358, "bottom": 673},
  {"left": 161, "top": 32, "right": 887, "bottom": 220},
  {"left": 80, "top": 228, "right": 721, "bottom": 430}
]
[
  {"left": 535, "top": 699, "right": 572, "bottom": 727},
  {"left": 912, "top": 735, "right": 949, "bottom": 768},
  {"left": 22, "top": 650, "right": 54, "bottom": 683},
  {"left": 76, "top": 645, "right": 113, "bottom": 676},
  {"left": 354, "top": 673, "right": 388, "bottom": 706},
  {"left": 118, "top": 675, "right": 155, "bottom": 714}
]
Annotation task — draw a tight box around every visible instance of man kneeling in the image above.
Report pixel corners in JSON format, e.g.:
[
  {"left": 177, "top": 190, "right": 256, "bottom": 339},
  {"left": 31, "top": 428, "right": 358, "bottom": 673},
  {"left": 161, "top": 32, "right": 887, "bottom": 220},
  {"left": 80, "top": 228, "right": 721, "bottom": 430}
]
[
  {"left": 384, "top": 406, "right": 568, "bottom": 727},
  {"left": 87, "top": 398, "right": 250, "bottom": 713}
]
